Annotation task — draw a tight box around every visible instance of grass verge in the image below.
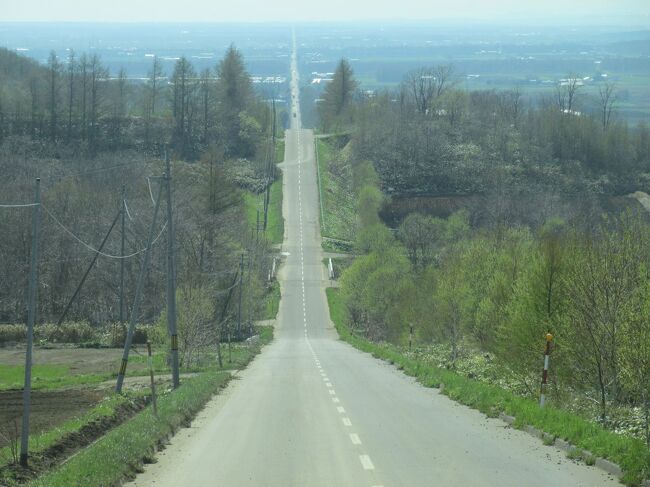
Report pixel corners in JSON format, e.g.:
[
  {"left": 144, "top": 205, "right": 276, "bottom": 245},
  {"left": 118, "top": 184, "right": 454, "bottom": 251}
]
[
  {"left": 26, "top": 326, "right": 272, "bottom": 487},
  {"left": 326, "top": 287, "right": 650, "bottom": 485},
  {"left": 243, "top": 179, "right": 283, "bottom": 246},
  {"left": 276, "top": 139, "right": 285, "bottom": 164},
  {"left": 262, "top": 281, "right": 281, "bottom": 320}
]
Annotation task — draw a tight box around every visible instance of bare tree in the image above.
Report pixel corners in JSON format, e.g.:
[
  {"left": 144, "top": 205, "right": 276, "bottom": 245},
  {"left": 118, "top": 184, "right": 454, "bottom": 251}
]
[
  {"left": 149, "top": 55, "right": 163, "bottom": 115},
  {"left": 47, "top": 50, "right": 60, "bottom": 141},
  {"left": 598, "top": 81, "right": 617, "bottom": 131},
  {"left": 555, "top": 74, "right": 582, "bottom": 112},
  {"left": 403, "top": 67, "right": 437, "bottom": 115},
  {"left": 403, "top": 64, "right": 455, "bottom": 115},
  {"left": 66, "top": 49, "right": 75, "bottom": 141}
]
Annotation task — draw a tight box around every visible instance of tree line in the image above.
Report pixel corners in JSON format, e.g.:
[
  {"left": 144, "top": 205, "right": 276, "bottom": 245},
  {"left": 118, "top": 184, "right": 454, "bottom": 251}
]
[
  {"left": 316, "top": 59, "right": 650, "bottom": 206},
  {"left": 0, "top": 45, "right": 278, "bottom": 160},
  {"left": 320, "top": 59, "right": 650, "bottom": 444}
]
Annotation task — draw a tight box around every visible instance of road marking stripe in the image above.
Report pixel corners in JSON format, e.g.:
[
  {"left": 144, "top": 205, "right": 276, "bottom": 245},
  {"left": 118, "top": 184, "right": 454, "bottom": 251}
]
[
  {"left": 332, "top": 397, "right": 340, "bottom": 403},
  {"left": 326, "top": 382, "right": 332, "bottom": 388},
  {"left": 337, "top": 406, "right": 345, "bottom": 413},
  {"left": 359, "top": 455, "right": 374, "bottom": 470},
  {"left": 329, "top": 389, "right": 335, "bottom": 395},
  {"left": 349, "top": 433, "right": 361, "bottom": 445},
  {"left": 342, "top": 417, "right": 352, "bottom": 426}
]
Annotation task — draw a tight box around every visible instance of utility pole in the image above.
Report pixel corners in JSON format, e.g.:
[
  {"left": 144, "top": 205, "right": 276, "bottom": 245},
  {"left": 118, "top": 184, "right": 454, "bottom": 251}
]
[
  {"left": 119, "top": 185, "right": 126, "bottom": 324},
  {"left": 165, "top": 152, "right": 180, "bottom": 389},
  {"left": 20, "top": 177, "right": 41, "bottom": 467},
  {"left": 237, "top": 253, "right": 244, "bottom": 339},
  {"left": 116, "top": 178, "right": 164, "bottom": 393}
]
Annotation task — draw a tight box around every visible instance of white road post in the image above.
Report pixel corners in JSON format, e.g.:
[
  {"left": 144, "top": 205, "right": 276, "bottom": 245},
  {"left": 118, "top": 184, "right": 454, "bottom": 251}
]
[{"left": 540, "top": 333, "right": 553, "bottom": 407}]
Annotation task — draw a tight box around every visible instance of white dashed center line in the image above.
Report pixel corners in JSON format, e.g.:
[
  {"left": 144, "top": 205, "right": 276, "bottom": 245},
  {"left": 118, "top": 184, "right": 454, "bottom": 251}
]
[{"left": 360, "top": 455, "right": 375, "bottom": 470}]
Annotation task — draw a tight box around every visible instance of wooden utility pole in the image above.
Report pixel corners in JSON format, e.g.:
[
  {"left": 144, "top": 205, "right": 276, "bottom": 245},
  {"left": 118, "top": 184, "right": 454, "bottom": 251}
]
[
  {"left": 20, "top": 178, "right": 41, "bottom": 467},
  {"left": 165, "top": 153, "right": 180, "bottom": 389}
]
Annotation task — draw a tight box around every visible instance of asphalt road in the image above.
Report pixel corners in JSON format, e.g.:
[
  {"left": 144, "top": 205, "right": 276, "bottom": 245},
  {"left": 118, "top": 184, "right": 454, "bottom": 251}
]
[{"left": 129, "top": 35, "right": 618, "bottom": 487}]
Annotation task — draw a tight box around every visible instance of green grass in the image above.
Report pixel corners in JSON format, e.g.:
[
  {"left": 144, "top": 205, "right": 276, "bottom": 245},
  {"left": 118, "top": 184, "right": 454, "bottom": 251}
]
[
  {"left": 26, "top": 326, "right": 273, "bottom": 487},
  {"left": 275, "top": 139, "right": 285, "bottom": 163},
  {"left": 0, "top": 365, "right": 112, "bottom": 391},
  {"left": 266, "top": 179, "right": 284, "bottom": 245},
  {"left": 262, "top": 280, "right": 281, "bottom": 320},
  {"left": 316, "top": 139, "right": 355, "bottom": 246},
  {"left": 243, "top": 179, "right": 283, "bottom": 246},
  {"left": 326, "top": 287, "right": 650, "bottom": 484}
]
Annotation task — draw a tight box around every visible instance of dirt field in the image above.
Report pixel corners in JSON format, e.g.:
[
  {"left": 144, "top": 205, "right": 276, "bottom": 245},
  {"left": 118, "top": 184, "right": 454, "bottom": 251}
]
[
  {"left": 0, "top": 346, "right": 156, "bottom": 449},
  {"left": 0, "top": 389, "right": 108, "bottom": 448}
]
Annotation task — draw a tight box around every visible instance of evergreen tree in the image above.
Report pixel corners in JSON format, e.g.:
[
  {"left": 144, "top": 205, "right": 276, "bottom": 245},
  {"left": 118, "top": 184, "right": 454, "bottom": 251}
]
[{"left": 319, "top": 58, "right": 357, "bottom": 131}]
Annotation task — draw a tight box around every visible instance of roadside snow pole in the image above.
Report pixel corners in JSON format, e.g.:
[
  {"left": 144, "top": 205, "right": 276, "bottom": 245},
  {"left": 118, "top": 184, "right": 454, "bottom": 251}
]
[
  {"left": 20, "top": 178, "right": 41, "bottom": 467},
  {"left": 409, "top": 324, "right": 414, "bottom": 352},
  {"left": 147, "top": 341, "right": 158, "bottom": 417},
  {"left": 540, "top": 333, "right": 553, "bottom": 407},
  {"left": 328, "top": 257, "right": 334, "bottom": 280}
]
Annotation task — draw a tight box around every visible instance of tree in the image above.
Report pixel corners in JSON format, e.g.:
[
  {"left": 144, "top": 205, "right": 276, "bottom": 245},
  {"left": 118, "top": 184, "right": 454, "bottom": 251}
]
[
  {"left": 398, "top": 213, "right": 444, "bottom": 270},
  {"left": 402, "top": 64, "right": 454, "bottom": 116},
  {"left": 171, "top": 57, "right": 197, "bottom": 158},
  {"left": 47, "top": 50, "right": 60, "bottom": 141},
  {"left": 66, "top": 49, "right": 75, "bottom": 141},
  {"left": 356, "top": 185, "right": 382, "bottom": 229},
  {"left": 562, "top": 214, "right": 645, "bottom": 419},
  {"left": 598, "top": 81, "right": 617, "bottom": 131},
  {"left": 318, "top": 58, "right": 357, "bottom": 131},
  {"left": 555, "top": 74, "right": 582, "bottom": 112},
  {"left": 619, "top": 272, "right": 650, "bottom": 445},
  {"left": 149, "top": 55, "right": 163, "bottom": 115},
  {"left": 88, "top": 54, "right": 107, "bottom": 146},
  {"left": 216, "top": 45, "right": 254, "bottom": 157}
]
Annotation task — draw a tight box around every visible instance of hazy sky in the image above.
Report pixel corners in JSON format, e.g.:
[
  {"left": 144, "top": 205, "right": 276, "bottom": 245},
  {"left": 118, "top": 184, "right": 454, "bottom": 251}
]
[{"left": 1, "top": 0, "right": 648, "bottom": 23}]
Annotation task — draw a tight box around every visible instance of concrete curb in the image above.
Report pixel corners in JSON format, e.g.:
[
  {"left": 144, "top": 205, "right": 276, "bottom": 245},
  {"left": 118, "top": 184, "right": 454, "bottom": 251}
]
[{"left": 497, "top": 411, "right": 625, "bottom": 480}]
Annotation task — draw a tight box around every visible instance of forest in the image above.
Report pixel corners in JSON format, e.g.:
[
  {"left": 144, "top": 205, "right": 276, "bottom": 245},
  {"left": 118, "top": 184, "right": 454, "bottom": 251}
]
[
  {"left": 319, "top": 58, "right": 650, "bottom": 444},
  {"left": 0, "top": 45, "right": 282, "bottom": 362}
]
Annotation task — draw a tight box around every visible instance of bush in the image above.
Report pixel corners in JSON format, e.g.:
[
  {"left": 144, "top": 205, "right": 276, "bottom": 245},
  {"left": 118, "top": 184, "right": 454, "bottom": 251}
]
[
  {"left": 0, "top": 324, "right": 26, "bottom": 344},
  {"left": 0, "top": 322, "right": 152, "bottom": 346}
]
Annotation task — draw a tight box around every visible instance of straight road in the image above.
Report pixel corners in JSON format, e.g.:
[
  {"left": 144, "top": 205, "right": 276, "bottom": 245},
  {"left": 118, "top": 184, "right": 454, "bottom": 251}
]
[{"left": 130, "top": 34, "right": 618, "bottom": 487}]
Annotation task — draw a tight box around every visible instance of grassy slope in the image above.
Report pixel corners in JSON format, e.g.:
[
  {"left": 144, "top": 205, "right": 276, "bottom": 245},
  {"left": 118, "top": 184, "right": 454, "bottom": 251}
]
[
  {"left": 326, "top": 287, "right": 650, "bottom": 484},
  {"left": 262, "top": 280, "right": 281, "bottom": 320},
  {"left": 316, "top": 139, "right": 355, "bottom": 249},
  {"left": 27, "top": 326, "right": 273, "bottom": 487},
  {"left": 243, "top": 181, "right": 283, "bottom": 245}
]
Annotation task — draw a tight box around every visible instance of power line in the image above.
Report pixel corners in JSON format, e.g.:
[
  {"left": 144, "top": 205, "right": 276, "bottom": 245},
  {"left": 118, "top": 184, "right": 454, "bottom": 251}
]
[
  {"left": 54, "top": 162, "right": 135, "bottom": 181},
  {"left": 0, "top": 203, "right": 40, "bottom": 208},
  {"left": 42, "top": 205, "right": 167, "bottom": 259}
]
